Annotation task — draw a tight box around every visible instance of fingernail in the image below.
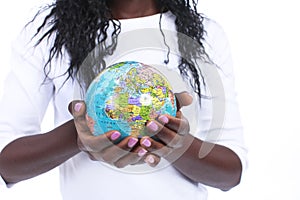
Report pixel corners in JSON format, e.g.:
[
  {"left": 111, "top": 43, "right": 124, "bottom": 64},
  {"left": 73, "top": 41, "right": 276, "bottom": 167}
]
[
  {"left": 74, "top": 103, "right": 82, "bottom": 112},
  {"left": 128, "top": 138, "right": 138, "bottom": 148},
  {"left": 145, "top": 155, "right": 155, "bottom": 164},
  {"left": 142, "top": 138, "right": 151, "bottom": 147},
  {"left": 158, "top": 115, "right": 169, "bottom": 124},
  {"left": 138, "top": 149, "right": 147, "bottom": 157},
  {"left": 110, "top": 131, "right": 121, "bottom": 141},
  {"left": 147, "top": 121, "right": 158, "bottom": 132}
]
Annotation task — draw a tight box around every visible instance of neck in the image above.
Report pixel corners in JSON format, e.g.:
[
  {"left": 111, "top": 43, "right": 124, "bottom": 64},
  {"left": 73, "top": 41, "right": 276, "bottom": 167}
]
[{"left": 109, "top": 0, "right": 160, "bottom": 19}]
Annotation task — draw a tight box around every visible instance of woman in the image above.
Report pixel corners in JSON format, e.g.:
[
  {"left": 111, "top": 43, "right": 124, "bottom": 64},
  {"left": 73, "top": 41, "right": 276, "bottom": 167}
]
[{"left": 0, "top": 0, "right": 247, "bottom": 199}]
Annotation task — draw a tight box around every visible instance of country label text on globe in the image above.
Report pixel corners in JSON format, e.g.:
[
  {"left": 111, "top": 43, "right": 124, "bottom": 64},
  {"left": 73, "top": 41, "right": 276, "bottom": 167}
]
[{"left": 85, "top": 61, "right": 177, "bottom": 138}]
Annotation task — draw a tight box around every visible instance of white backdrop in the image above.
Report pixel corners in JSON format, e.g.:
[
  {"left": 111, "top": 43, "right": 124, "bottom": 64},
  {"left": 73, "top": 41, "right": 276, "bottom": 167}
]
[{"left": 1, "top": 0, "right": 299, "bottom": 199}]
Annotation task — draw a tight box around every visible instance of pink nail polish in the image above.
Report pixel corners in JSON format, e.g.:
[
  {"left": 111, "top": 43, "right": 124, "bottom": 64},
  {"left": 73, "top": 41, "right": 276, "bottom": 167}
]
[
  {"left": 145, "top": 155, "right": 155, "bottom": 164},
  {"left": 142, "top": 138, "right": 151, "bottom": 147},
  {"left": 128, "top": 138, "right": 138, "bottom": 148},
  {"left": 74, "top": 103, "right": 82, "bottom": 112},
  {"left": 159, "top": 115, "right": 169, "bottom": 124},
  {"left": 110, "top": 131, "right": 121, "bottom": 141},
  {"left": 138, "top": 149, "right": 147, "bottom": 157},
  {"left": 147, "top": 121, "right": 158, "bottom": 131}
]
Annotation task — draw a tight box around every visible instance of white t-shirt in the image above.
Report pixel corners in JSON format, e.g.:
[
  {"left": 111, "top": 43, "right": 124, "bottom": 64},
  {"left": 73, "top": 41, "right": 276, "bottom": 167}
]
[{"left": 0, "top": 11, "right": 247, "bottom": 200}]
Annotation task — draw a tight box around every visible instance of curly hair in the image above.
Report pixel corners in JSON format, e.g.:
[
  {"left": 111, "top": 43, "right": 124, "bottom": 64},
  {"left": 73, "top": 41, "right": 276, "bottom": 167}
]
[{"left": 33, "top": 0, "right": 209, "bottom": 103}]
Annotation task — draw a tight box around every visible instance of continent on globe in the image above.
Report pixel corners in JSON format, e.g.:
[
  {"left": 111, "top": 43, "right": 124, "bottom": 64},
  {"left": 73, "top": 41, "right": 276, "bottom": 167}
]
[{"left": 85, "top": 61, "right": 177, "bottom": 139}]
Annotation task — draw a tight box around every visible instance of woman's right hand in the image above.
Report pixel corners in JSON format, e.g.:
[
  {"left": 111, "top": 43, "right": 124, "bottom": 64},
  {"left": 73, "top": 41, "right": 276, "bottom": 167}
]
[{"left": 70, "top": 100, "right": 152, "bottom": 168}]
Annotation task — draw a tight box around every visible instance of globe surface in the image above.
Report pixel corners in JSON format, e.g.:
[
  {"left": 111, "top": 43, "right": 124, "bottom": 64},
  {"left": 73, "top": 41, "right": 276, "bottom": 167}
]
[{"left": 85, "top": 61, "right": 177, "bottom": 138}]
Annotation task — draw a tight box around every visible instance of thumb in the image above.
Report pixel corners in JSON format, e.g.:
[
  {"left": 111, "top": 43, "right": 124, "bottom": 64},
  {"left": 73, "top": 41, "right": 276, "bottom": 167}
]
[
  {"left": 175, "top": 91, "right": 193, "bottom": 110},
  {"left": 69, "top": 100, "right": 91, "bottom": 136},
  {"left": 68, "top": 100, "right": 86, "bottom": 117}
]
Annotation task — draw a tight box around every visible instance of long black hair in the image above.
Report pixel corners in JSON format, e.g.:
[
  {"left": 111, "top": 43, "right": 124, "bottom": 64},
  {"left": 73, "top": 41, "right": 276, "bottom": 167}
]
[{"left": 33, "top": 0, "right": 209, "bottom": 102}]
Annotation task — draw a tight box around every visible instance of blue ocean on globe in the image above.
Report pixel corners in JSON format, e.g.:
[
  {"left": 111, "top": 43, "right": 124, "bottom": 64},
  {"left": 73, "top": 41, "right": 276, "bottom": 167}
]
[{"left": 85, "top": 61, "right": 177, "bottom": 138}]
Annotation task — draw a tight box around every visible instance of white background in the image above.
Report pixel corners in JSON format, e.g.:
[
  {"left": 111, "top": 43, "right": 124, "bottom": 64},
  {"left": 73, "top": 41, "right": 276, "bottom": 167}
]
[{"left": 1, "top": 0, "right": 299, "bottom": 199}]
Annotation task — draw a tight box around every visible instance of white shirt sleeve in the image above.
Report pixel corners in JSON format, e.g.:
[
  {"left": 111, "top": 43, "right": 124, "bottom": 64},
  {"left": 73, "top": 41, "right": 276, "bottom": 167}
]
[
  {"left": 196, "top": 18, "right": 248, "bottom": 173},
  {"left": 0, "top": 22, "right": 54, "bottom": 187}
]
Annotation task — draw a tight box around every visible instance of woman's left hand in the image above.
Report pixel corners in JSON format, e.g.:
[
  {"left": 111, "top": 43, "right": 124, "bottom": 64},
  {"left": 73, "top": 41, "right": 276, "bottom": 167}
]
[{"left": 140, "top": 92, "right": 194, "bottom": 166}]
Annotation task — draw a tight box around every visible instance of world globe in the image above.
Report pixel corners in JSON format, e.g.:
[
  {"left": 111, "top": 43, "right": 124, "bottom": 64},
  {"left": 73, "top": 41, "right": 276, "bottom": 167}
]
[{"left": 85, "top": 61, "right": 177, "bottom": 139}]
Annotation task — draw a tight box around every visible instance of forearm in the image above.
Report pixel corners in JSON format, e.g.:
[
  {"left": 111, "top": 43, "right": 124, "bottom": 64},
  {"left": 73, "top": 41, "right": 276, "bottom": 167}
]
[
  {"left": 169, "top": 134, "right": 242, "bottom": 191},
  {"left": 0, "top": 120, "right": 80, "bottom": 184}
]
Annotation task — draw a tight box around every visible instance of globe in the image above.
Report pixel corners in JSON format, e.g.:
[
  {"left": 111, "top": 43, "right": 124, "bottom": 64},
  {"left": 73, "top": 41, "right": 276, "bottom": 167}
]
[{"left": 85, "top": 61, "right": 177, "bottom": 139}]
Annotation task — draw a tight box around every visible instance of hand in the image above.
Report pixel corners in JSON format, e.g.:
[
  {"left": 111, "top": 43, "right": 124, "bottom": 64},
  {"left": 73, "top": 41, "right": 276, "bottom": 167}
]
[
  {"left": 140, "top": 92, "right": 194, "bottom": 163},
  {"left": 69, "top": 100, "right": 150, "bottom": 168}
]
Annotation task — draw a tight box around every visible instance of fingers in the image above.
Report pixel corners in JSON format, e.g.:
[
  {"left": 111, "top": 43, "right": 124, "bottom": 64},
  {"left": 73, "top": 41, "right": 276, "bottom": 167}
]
[
  {"left": 101, "top": 138, "right": 161, "bottom": 168},
  {"left": 100, "top": 137, "right": 138, "bottom": 163},
  {"left": 70, "top": 100, "right": 121, "bottom": 152},
  {"left": 145, "top": 115, "right": 189, "bottom": 147},
  {"left": 114, "top": 146, "right": 148, "bottom": 168},
  {"left": 139, "top": 112, "right": 191, "bottom": 162},
  {"left": 69, "top": 100, "right": 163, "bottom": 168},
  {"left": 80, "top": 131, "right": 121, "bottom": 152},
  {"left": 140, "top": 137, "right": 173, "bottom": 158},
  {"left": 114, "top": 151, "right": 161, "bottom": 168},
  {"left": 158, "top": 114, "right": 190, "bottom": 135},
  {"left": 144, "top": 154, "right": 161, "bottom": 167}
]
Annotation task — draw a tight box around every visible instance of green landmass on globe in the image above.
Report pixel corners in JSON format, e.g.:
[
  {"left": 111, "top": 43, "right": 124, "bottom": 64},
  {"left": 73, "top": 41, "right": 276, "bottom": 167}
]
[{"left": 85, "top": 61, "right": 177, "bottom": 138}]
